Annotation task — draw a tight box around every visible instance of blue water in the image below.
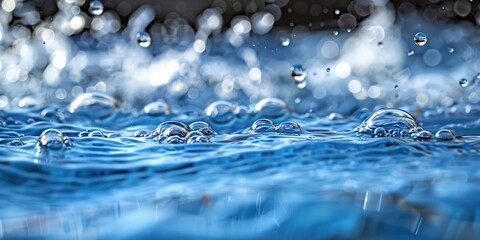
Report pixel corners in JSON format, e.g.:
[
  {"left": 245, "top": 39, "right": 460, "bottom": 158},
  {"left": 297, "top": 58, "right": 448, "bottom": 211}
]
[{"left": 1, "top": 0, "right": 480, "bottom": 239}]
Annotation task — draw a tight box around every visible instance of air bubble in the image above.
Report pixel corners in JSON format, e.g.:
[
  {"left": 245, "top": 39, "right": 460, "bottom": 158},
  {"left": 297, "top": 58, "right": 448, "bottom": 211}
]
[
  {"left": 189, "top": 122, "right": 215, "bottom": 136},
  {"left": 416, "top": 130, "right": 433, "bottom": 140},
  {"left": 205, "top": 101, "right": 237, "bottom": 124},
  {"left": 154, "top": 121, "right": 190, "bottom": 136},
  {"left": 249, "top": 119, "right": 276, "bottom": 133},
  {"left": 10, "top": 140, "right": 24, "bottom": 146},
  {"left": 435, "top": 129, "right": 455, "bottom": 141},
  {"left": 37, "top": 129, "right": 69, "bottom": 150},
  {"left": 255, "top": 98, "right": 290, "bottom": 118},
  {"left": 414, "top": 32, "right": 427, "bottom": 46},
  {"left": 136, "top": 31, "right": 152, "bottom": 48},
  {"left": 374, "top": 127, "right": 386, "bottom": 137},
  {"left": 89, "top": 1, "right": 104, "bottom": 16},
  {"left": 68, "top": 93, "right": 119, "bottom": 120},
  {"left": 355, "top": 109, "right": 420, "bottom": 137},
  {"left": 88, "top": 130, "right": 105, "bottom": 138},
  {"left": 276, "top": 121, "right": 301, "bottom": 134},
  {"left": 144, "top": 101, "right": 171, "bottom": 116}
]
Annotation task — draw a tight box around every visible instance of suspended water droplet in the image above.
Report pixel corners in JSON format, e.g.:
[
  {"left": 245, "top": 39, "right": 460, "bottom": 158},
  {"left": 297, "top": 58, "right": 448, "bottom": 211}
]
[
  {"left": 334, "top": 9, "right": 340, "bottom": 15},
  {"left": 448, "top": 47, "right": 454, "bottom": 53},
  {"left": 255, "top": 98, "right": 290, "bottom": 119},
  {"left": 377, "top": 41, "right": 383, "bottom": 47},
  {"left": 333, "top": 31, "right": 339, "bottom": 36},
  {"left": 326, "top": 68, "right": 331, "bottom": 72},
  {"left": 290, "top": 64, "right": 307, "bottom": 81},
  {"left": 408, "top": 50, "right": 415, "bottom": 56},
  {"left": 355, "top": 108, "right": 420, "bottom": 137},
  {"left": 280, "top": 36, "right": 290, "bottom": 46},
  {"left": 413, "top": 32, "right": 427, "bottom": 46},
  {"left": 249, "top": 119, "right": 276, "bottom": 133},
  {"left": 136, "top": 31, "right": 151, "bottom": 48},
  {"left": 89, "top": 0, "right": 104, "bottom": 16},
  {"left": 205, "top": 101, "right": 237, "bottom": 124},
  {"left": 394, "top": 85, "right": 399, "bottom": 90},
  {"left": 276, "top": 121, "right": 301, "bottom": 134},
  {"left": 189, "top": 122, "right": 215, "bottom": 136},
  {"left": 144, "top": 101, "right": 171, "bottom": 116},
  {"left": 435, "top": 129, "right": 455, "bottom": 141},
  {"left": 37, "top": 129, "right": 69, "bottom": 150},
  {"left": 68, "top": 93, "right": 119, "bottom": 120},
  {"left": 459, "top": 78, "right": 469, "bottom": 87}
]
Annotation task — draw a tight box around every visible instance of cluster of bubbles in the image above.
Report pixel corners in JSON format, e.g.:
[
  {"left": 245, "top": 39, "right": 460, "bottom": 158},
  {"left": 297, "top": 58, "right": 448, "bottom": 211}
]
[
  {"left": 205, "top": 98, "right": 289, "bottom": 125},
  {"left": 248, "top": 119, "right": 301, "bottom": 134},
  {"left": 154, "top": 121, "right": 215, "bottom": 144},
  {"left": 355, "top": 108, "right": 455, "bottom": 141}
]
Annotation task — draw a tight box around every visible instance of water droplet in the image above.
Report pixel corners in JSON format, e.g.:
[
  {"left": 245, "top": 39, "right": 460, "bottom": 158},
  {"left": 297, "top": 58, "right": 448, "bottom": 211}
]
[
  {"left": 189, "top": 122, "right": 215, "bottom": 136},
  {"left": 459, "top": 78, "right": 469, "bottom": 87},
  {"left": 37, "top": 129, "right": 69, "bottom": 150},
  {"left": 249, "top": 119, "right": 276, "bottom": 133},
  {"left": 255, "top": 98, "right": 290, "bottom": 118},
  {"left": 276, "top": 121, "right": 301, "bottom": 134},
  {"left": 157, "top": 126, "right": 189, "bottom": 143},
  {"left": 435, "top": 129, "right": 455, "bottom": 141},
  {"left": 326, "top": 68, "right": 331, "bottom": 72},
  {"left": 205, "top": 101, "right": 237, "bottom": 124},
  {"left": 10, "top": 140, "right": 24, "bottom": 146},
  {"left": 89, "top": 0, "right": 104, "bottom": 16},
  {"left": 448, "top": 47, "right": 454, "bottom": 53},
  {"left": 413, "top": 32, "right": 427, "bottom": 46},
  {"left": 333, "top": 31, "right": 339, "bottom": 36},
  {"left": 335, "top": 9, "right": 340, "bottom": 15},
  {"left": 416, "top": 130, "right": 433, "bottom": 140},
  {"left": 136, "top": 31, "right": 151, "bottom": 48},
  {"left": 408, "top": 50, "right": 415, "bottom": 56},
  {"left": 144, "top": 101, "right": 171, "bottom": 116},
  {"left": 394, "top": 85, "right": 399, "bottom": 90},
  {"left": 355, "top": 108, "right": 420, "bottom": 137},
  {"left": 280, "top": 36, "right": 290, "bottom": 46},
  {"left": 290, "top": 64, "right": 307, "bottom": 81},
  {"left": 377, "top": 41, "right": 383, "bottom": 47},
  {"left": 68, "top": 93, "right": 119, "bottom": 120}
]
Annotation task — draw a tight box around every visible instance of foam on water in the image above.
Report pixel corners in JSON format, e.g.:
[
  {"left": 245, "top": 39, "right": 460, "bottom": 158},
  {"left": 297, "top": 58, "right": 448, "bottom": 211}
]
[{"left": 1, "top": 0, "right": 480, "bottom": 239}]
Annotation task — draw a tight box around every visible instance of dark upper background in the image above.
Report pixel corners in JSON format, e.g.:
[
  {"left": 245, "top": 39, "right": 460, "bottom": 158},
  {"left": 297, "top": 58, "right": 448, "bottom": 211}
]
[{"left": 25, "top": 0, "right": 480, "bottom": 31}]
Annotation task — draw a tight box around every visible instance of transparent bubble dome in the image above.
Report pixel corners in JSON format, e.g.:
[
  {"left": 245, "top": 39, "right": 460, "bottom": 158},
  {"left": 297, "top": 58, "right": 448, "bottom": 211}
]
[{"left": 355, "top": 108, "right": 420, "bottom": 136}]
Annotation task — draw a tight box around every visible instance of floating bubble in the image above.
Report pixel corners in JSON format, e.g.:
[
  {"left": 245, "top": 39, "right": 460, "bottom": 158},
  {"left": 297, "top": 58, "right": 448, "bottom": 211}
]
[
  {"left": 435, "top": 129, "right": 455, "bottom": 141},
  {"left": 355, "top": 109, "right": 420, "bottom": 137},
  {"left": 255, "top": 98, "right": 290, "bottom": 118},
  {"left": 10, "top": 140, "right": 24, "bottom": 146},
  {"left": 414, "top": 32, "right": 427, "bottom": 46},
  {"left": 136, "top": 31, "right": 151, "bottom": 48},
  {"left": 189, "top": 122, "right": 215, "bottom": 136},
  {"left": 249, "top": 119, "right": 276, "bottom": 133},
  {"left": 416, "top": 130, "right": 433, "bottom": 140},
  {"left": 205, "top": 101, "right": 237, "bottom": 124},
  {"left": 133, "top": 130, "right": 151, "bottom": 138},
  {"left": 374, "top": 127, "right": 386, "bottom": 137},
  {"left": 155, "top": 121, "right": 188, "bottom": 134},
  {"left": 89, "top": 1, "right": 104, "bottom": 16},
  {"left": 37, "top": 129, "right": 69, "bottom": 150},
  {"left": 88, "top": 130, "right": 105, "bottom": 138},
  {"left": 276, "top": 121, "right": 301, "bottom": 134},
  {"left": 68, "top": 93, "right": 119, "bottom": 120},
  {"left": 144, "top": 101, "right": 171, "bottom": 116},
  {"left": 459, "top": 78, "right": 469, "bottom": 87},
  {"left": 280, "top": 36, "right": 290, "bottom": 46}
]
